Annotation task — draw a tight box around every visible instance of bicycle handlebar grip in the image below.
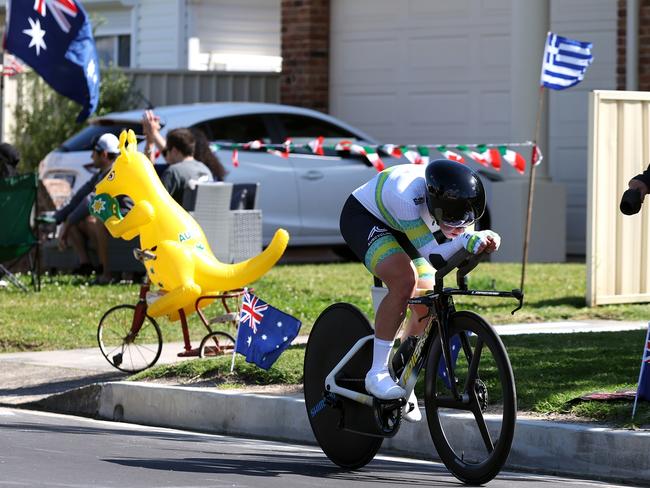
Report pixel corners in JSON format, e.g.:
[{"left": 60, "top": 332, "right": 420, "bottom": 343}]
[{"left": 620, "top": 188, "right": 642, "bottom": 215}]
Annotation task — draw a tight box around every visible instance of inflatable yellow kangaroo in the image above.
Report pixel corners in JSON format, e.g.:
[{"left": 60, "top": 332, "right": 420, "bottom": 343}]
[{"left": 94, "top": 129, "right": 289, "bottom": 320}]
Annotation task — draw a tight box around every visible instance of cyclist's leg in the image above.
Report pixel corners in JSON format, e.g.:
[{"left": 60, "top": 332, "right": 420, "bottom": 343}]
[{"left": 339, "top": 196, "right": 414, "bottom": 400}]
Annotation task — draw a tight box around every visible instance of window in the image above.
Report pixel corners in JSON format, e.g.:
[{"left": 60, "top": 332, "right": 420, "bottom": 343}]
[
  {"left": 95, "top": 35, "right": 131, "bottom": 67},
  {"left": 274, "top": 113, "right": 363, "bottom": 157},
  {"left": 196, "top": 115, "right": 274, "bottom": 143},
  {"left": 275, "top": 114, "right": 358, "bottom": 139}
]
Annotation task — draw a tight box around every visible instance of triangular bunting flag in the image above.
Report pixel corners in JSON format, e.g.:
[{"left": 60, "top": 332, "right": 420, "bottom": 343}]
[
  {"left": 402, "top": 146, "right": 422, "bottom": 164},
  {"left": 416, "top": 146, "right": 430, "bottom": 165},
  {"left": 381, "top": 144, "right": 403, "bottom": 158},
  {"left": 457, "top": 145, "right": 489, "bottom": 167},
  {"left": 532, "top": 144, "right": 543, "bottom": 166},
  {"left": 308, "top": 136, "right": 325, "bottom": 156},
  {"left": 499, "top": 146, "right": 526, "bottom": 174},
  {"left": 437, "top": 145, "right": 465, "bottom": 163},
  {"left": 476, "top": 144, "right": 501, "bottom": 171}
]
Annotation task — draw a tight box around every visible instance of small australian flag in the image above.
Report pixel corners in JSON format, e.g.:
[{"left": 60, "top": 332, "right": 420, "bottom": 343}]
[{"left": 235, "top": 291, "right": 301, "bottom": 370}]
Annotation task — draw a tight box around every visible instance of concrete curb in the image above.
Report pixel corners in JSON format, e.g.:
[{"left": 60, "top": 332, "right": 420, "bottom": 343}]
[{"left": 31, "top": 381, "right": 650, "bottom": 484}]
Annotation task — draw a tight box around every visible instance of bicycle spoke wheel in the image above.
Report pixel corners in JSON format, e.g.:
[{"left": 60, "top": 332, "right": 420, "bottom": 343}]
[
  {"left": 424, "top": 311, "right": 516, "bottom": 485},
  {"left": 304, "top": 303, "right": 383, "bottom": 469},
  {"left": 97, "top": 304, "right": 163, "bottom": 373},
  {"left": 199, "top": 331, "right": 236, "bottom": 361}
]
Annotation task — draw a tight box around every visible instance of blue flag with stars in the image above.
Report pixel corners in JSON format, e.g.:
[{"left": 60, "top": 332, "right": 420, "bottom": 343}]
[
  {"left": 235, "top": 291, "right": 301, "bottom": 370},
  {"left": 4, "top": 0, "right": 100, "bottom": 121},
  {"left": 437, "top": 333, "right": 463, "bottom": 389}
]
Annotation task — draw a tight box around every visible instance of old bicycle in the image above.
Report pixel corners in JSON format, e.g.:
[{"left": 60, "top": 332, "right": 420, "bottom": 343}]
[
  {"left": 303, "top": 248, "right": 523, "bottom": 484},
  {"left": 97, "top": 247, "right": 241, "bottom": 373}
]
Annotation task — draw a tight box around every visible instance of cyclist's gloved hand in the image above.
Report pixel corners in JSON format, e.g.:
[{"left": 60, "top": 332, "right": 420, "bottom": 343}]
[{"left": 464, "top": 230, "right": 501, "bottom": 255}]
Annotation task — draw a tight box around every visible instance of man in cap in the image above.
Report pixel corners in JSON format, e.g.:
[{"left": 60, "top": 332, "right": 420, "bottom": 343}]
[{"left": 50, "top": 133, "right": 130, "bottom": 284}]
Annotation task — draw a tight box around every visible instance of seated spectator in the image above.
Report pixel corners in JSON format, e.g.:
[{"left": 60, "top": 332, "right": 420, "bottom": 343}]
[
  {"left": 0, "top": 143, "right": 20, "bottom": 179},
  {"left": 50, "top": 133, "right": 131, "bottom": 284}
]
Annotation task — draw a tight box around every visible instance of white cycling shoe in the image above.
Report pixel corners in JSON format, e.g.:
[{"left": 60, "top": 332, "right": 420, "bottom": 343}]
[
  {"left": 403, "top": 389, "right": 422, "bottom": 423},
  {"left": 365, "top": 370, "right": 406, "bottom": 400}
]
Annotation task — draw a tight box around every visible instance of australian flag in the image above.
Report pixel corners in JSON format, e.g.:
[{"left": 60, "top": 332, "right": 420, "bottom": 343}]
[
  {"left": 438, "top": 334, "right": 463, "bottom": 389},
  {"left": 235, "top": 291, "right": 301, "bottom": 370},
  {"left": 4, "top": 0, "right": 100, "bottom": 121},
  {"left": 540, "top": 31, "right": 593, "bottom": 90}
]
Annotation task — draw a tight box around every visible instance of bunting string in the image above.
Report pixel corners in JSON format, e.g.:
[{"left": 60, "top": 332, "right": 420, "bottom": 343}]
[{"left": 210, "top": 139, "right": 542, "bottom": 175}]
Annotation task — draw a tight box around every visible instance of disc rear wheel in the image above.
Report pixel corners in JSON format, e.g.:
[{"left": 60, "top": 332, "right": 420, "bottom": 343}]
[{"left": 303, "top": 303, "right": 382, "bottom": 469}]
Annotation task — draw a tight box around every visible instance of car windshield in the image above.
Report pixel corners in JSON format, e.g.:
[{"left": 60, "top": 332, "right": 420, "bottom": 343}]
[{"left": 59, "top": 122, "right": 143, "bottom": 151}]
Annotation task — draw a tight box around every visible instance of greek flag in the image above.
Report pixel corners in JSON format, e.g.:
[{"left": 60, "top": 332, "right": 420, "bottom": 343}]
[{"left": 540, "top": 32, "right": 593, "bottom": 90}]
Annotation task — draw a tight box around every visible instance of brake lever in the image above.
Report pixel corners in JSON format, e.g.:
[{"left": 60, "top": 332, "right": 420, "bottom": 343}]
[{"left": 510, "top": 289, "right": 524, "bottom": 315}]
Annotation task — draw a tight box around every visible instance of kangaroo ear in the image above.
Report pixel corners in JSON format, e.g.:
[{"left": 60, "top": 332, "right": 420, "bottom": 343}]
[
  {"left": 118, "top": 130, "right": 128, "bottom": 159},
  {"left": 127, "top": 129, "right": 138, "bottom": 152}
]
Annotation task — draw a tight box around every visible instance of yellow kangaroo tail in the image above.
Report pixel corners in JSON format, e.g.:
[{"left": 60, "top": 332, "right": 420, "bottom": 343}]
[{"left": 206, "top": 229, "right": 289, "bottom": 290}]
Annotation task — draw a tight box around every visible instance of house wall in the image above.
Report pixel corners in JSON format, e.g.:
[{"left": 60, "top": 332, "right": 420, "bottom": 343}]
[
  {"left": 187, "top": 0, "right": 280, "bottom": 58},
  {"left": 132, "top": 0, "right": 186, "bottom": 69},
  {"left": 280, "top": 0, "right": 330, "bottom": 113}
]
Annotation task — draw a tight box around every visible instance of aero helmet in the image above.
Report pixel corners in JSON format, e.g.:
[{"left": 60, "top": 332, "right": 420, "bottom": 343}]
[{"left": 425, "top": 159, "right": 486, "bottom": 227}]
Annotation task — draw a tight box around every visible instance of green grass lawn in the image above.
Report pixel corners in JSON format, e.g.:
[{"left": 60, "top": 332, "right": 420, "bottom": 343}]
[
  {"left": 3, "top": 261, "right": 650, "bottom": 426},
  {"left": 2, "top": 261, "right": 649, "bottom": 353}
]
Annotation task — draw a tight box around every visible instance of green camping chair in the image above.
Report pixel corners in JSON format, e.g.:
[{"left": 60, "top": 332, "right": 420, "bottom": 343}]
[{"left": 0, "top": 173, "right": 40, "bottom": 291}]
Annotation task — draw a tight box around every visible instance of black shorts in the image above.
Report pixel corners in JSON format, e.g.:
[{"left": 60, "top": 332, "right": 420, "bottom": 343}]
[{"left": 339, "top": 195, "right": 435, "bottom": 279}]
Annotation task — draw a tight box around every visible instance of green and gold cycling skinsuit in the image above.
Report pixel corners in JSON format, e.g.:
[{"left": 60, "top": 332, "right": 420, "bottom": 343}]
[{"left": 340, "top": 164, "right": 475, "bottom": 278}]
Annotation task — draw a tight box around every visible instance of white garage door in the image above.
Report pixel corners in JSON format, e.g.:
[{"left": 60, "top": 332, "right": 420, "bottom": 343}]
[
  {"left": 330, "top": 0, "right": 617, "bottom": 256},
  {"left": 330, "top": 0, "right": 512, "bottom": 146}
]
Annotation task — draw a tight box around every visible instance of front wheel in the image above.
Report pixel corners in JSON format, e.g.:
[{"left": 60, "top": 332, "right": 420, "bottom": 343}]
[
  {"left": 424, "top": 311, "right": 516, "bottom": 485},
  {"left": 97, "top": 304, "right": 163, "bottom": 373}
]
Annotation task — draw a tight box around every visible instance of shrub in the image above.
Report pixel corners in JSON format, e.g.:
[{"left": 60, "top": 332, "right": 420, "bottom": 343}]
[{"left": 11, "top": 65, "right": 139, "bottom": 171}]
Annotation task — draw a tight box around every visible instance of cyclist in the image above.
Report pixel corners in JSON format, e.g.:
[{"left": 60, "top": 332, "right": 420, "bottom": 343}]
[{"left": 339, "top": 159, "right": 500, "bottom": 421}]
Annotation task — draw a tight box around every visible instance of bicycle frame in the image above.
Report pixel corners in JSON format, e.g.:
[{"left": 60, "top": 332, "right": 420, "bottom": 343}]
[
  {"left": 324, "top": 250, "right": 524, "bottom": 409},
  {"left": 125, "top": 279, "right": 150, "bottom": 343}
]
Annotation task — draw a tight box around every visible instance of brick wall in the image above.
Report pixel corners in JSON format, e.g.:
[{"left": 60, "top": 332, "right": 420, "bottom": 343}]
[
  {"left": 280, "top": 0, "right": 330, "bottom": 113},
  {"left": 618, "top": 0, "right": 650, "bottom": 90}
]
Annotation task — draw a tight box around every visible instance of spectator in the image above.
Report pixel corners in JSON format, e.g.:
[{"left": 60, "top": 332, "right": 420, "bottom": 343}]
[
  {"left": 159, "top": 128, "right": 213, "bottom": 205},
  {"left": 0, "top": 143, "right": 20, "bottom": 179},
  {"left": 50, "top": 133, "right": 129, "bottom": 284},
  {"left": 190, "top": 127, "right": 226, "bottom": 181},
  {"left": 142, "top": 109, "right": 225, "bottom": 182}
]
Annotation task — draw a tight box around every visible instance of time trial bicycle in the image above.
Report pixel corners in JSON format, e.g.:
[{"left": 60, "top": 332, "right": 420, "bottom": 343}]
[{"left": 303, "top": 248, "right": 524, "bottom": 484}]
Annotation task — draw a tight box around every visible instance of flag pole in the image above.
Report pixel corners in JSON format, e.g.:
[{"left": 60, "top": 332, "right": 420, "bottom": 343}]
[
  {"left": 632, "top": 323, "right": 650, "bottom": 418},
  {"left": 520, "top": 86, "right": 545, "bottom": 293}
]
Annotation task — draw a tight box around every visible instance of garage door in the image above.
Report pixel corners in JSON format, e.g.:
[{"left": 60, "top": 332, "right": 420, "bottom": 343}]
[
  {"left": 330, "top": 0, "right": 616, "bottom": 256},
  {"left": 330, "top": 0, "right": 512, "bottom": 146}
]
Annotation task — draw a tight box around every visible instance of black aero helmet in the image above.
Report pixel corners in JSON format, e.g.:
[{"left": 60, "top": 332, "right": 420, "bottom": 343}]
[{"left": 425, "top": 159, "right": 485, "bottom": 227}]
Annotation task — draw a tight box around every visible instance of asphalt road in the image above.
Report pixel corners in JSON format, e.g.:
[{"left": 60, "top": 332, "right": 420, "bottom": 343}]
[{"left": 0, "top": 407, "right": 636, "bottom": 488}]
